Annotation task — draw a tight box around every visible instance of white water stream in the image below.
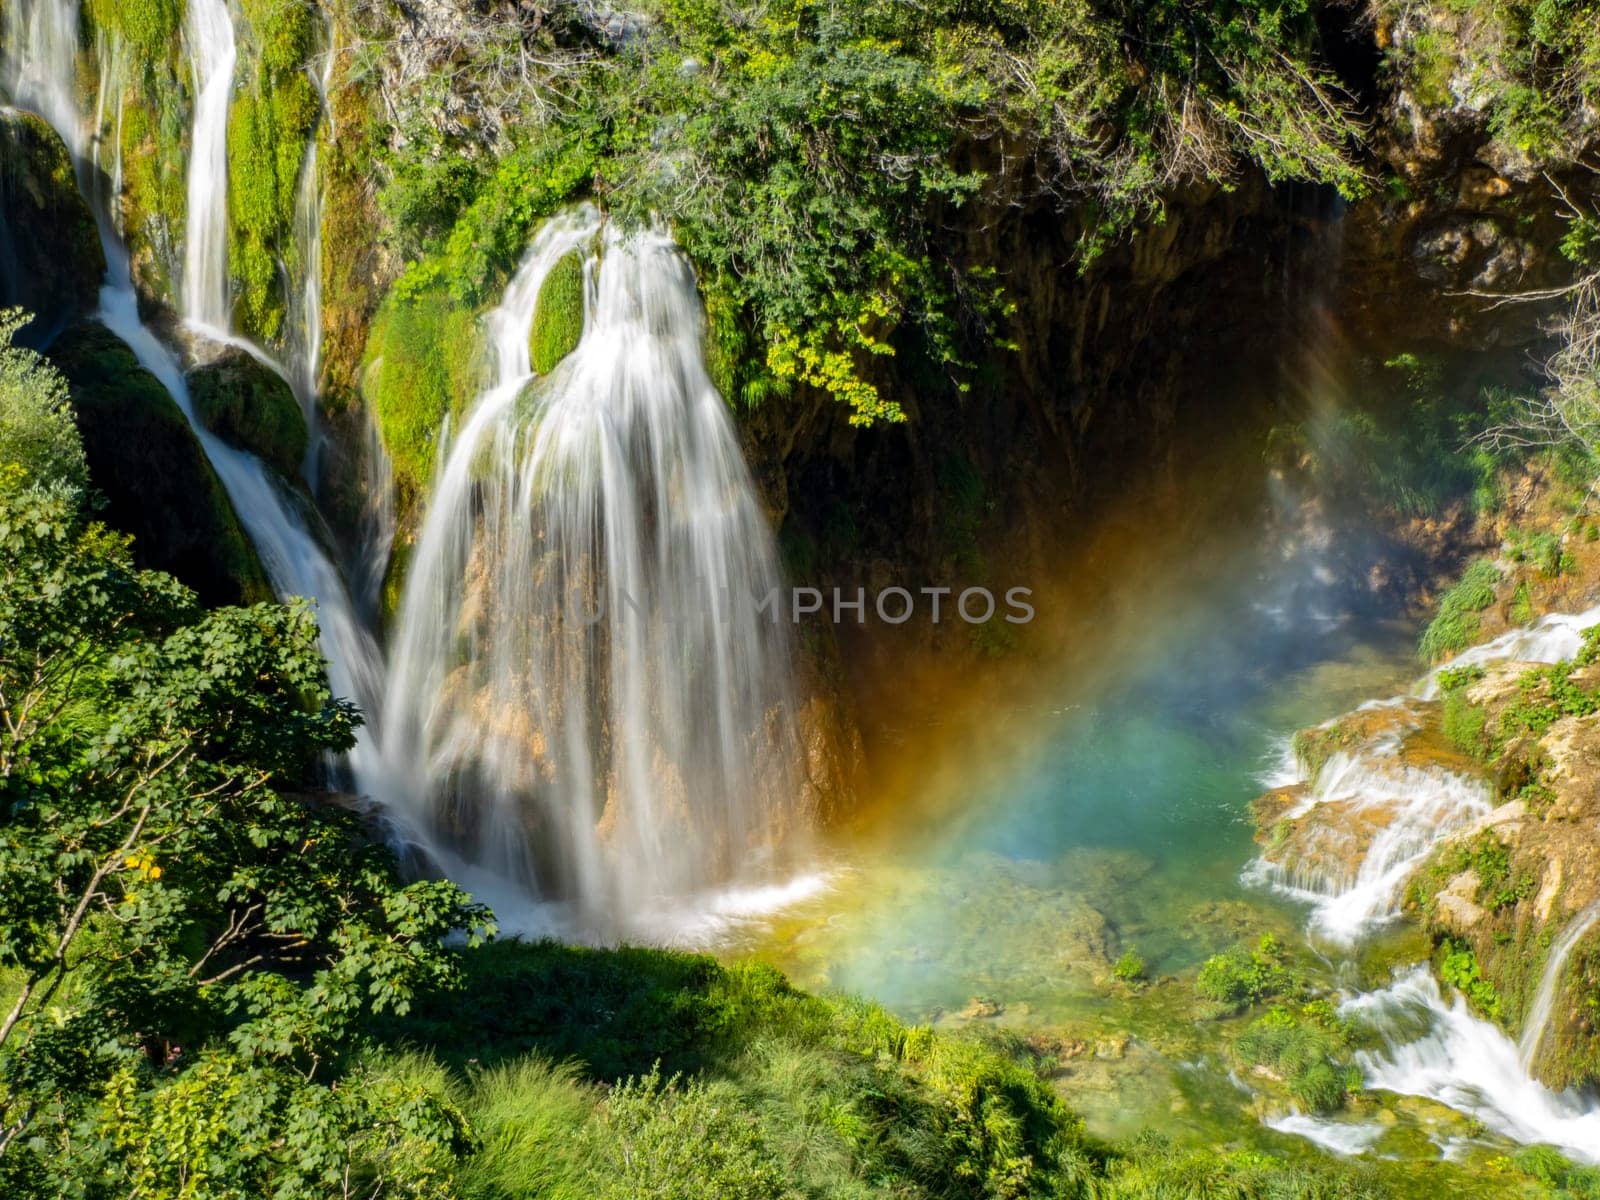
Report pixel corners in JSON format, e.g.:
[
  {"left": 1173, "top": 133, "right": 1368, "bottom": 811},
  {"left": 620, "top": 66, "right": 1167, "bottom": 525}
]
[
  {"left": 383, "top": 209, "right": 808, "bottom": 931},
  {"left": 180, "top": 0, "right": 236, "bottom": 327}
]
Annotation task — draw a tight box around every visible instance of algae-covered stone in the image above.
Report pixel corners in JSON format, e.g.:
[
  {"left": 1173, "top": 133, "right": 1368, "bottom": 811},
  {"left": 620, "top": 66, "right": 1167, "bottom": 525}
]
[
  {"left": 187, "top": 346, "right": 308, "bottom": 477},
  {"left": 0, "top": 111, "right": 106, "bottom": 347},
  {"left": 48, "top": 322, "right": 271, "bottom": 606},
  {"left": 529, "top": 249, "right": 585, "bottom": 375}
]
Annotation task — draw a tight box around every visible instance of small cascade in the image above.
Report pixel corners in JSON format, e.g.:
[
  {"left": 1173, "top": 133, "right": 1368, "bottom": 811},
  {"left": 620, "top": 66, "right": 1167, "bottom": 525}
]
[
  {"left": 1346, "top": 967, "right": 1600, "bottom": 1164},
  {"left": 1418, "top": 601, "right": 1600, "bottom": 697},
  {"left": 1246, "top": 706, "right": 1493, "bottom": 945},
  {"left": 180, "top": 0, "right": 237, "bottom": 327},
  {"left": 351, "top": 413, "right": 396, "bottom": 624},
  {"left": 1518, "top": 900, "right": 1600, "bottom": 1071},
  {"left": 384, "top": 208, "right": 806, "bottom": 931}
]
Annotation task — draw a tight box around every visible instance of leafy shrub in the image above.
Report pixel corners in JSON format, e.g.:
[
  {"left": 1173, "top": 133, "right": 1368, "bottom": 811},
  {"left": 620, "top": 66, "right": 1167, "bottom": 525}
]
[
  {"left": 1439, "top": 938, "right": 1502, "bottom": 1020},
  {"left": 1419, "top": 559, "right": 1502, "bottom": 663},
  {"left": 1196, "top": 934, "right": 1295, "bottom": 1013},
  {"left": 0, "top": 307, "right": 88, "bottom": 490}
]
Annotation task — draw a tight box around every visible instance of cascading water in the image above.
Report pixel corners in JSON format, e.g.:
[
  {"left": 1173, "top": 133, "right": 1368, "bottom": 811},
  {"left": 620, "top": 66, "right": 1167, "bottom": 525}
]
[
  {"left": 4, "top": 0, "right": 388, "bottom": 796},
  {"left": 1245, "top": 705, "right": 1494, "bottom": 945},
  {"left": 0, "top": 0, "right": 80, "bottom": 155},
  {"left": 1346, "top": 967, "right": 1600, "bottom": 1163},
  {"left": 1518, "top": 900, "right": 1600, "bottom": 1071},
  {"left": 180, "top": 0, "right": 237, "bottom": 328},
  {"left": 285, "top": 38, "right": 332, "bottom": 443},
  {"left": 385, "top": 208, "right": 806, "bottom": 932},
  {"left": 1250, "top": 617, "right": 1600, "bottom": 1159}
]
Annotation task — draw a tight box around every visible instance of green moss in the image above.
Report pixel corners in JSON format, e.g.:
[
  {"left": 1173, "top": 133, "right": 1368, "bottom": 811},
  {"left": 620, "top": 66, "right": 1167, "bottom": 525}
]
[
  {"left": 187, "top": 348, "right": 308, "bottom": 477},
  {"left": 1419, "top": 559, "right": 1502, "bottom": 663},
  {"left": 365, "top": 293, "right": 481, "bottom": 504},
  {"left": 84, "top": 0, "right": 183, "bottom": 57},
  {"left": 226, "top": 0, "right": 319, "bottom": 341},
  {"left": 529, "top": 249, "right": 586, "bottom": 375},
  {"left": 226, "top": 76, "right": 318, "bottom": 341},
  {"left": 47, "top": 323, "right": 270, "bottom": 606}
]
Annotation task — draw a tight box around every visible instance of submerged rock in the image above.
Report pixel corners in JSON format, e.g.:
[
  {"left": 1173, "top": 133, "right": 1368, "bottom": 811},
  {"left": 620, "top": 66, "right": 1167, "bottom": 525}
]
[
  {"left": 48, "top": 322, "right": 270, "bottom": 606},
  {"left": 186, "top": 345, "right": 308, "bottom": 478},
  {"left": 0, "top": 109, "right": 105, "bottom": 347}
]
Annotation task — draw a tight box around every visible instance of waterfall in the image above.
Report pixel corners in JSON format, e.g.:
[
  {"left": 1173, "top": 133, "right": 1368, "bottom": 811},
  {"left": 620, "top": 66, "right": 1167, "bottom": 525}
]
[
  {"left": 1518, "top": 900, "right": 1600, "bottom": 1071},
  {"left": 1346, "top": 967, "right": 1600, "bottom": 1163},
  {"left": 3, "top": 0, "right": 388, "bottom": 797},
  {"left": 180, "top": 0, "right": 236, "bottom": 327},
  {"left": 384, "top": 207, "right": 806, "bottom": 931},
  {"left": 1, "top": 0, "right": 82, "bottom": 158}
]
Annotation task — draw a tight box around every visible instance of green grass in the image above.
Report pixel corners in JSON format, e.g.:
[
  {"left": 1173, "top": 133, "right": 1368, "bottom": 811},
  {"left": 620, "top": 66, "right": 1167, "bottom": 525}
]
[
  {"left": 1236, "top": 1004, "right": 1359, "bottom": 1115},
  {"left": 1420, "top": 560, "right": 1502, "bottom": 664},
  {"left": 530, "top": 250, "right": 586, "bottom": 375}
]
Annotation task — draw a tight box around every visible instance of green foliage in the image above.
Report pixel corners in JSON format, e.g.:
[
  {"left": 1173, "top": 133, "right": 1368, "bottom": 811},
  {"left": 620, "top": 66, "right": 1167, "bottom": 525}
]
[
  {"left": 1196, "top": 934, "right": 1297, "bottom": 1013},
  {"left": 188, "top": 350, "right": 310, "bottom": 477},
  {"left": 1439, "top": 938, "right": 1502, "bottom": 1020},
  {"left": 1498, "top": 653, "right": 1600, "bottom": 738},
  {"left": 589, "top": 1066, "right": 788, "bottom": 1200},
  {"left": 1510, "top": 1144, "right": 1600, "bottom": 1199},
  {"left": 366, "top": 0, "right": 1367, "bottom": 426},
  {"left": 0, "top": 477, "right": 491, "bottom": 1192},
  {"left": 530, "top": 249, "right": 587, "bottom": 375},
  {"left": 1437, "top": 664, "right": 1489, "bottom": 757},
  {"left": 1419, "top": 559, "right": 1502, "bottom": 664},
  {"left": 384, "top": 941, "right": 1095, "bottom": 1198},
  {"left": 1509, "top": 579, "right": 1536, "bottom": 625},
  {"left": 1092, "top": 1135, "right": 1385, "bottom": 1198},
  {"left": 1507, "top": 527, "right": 1574, "bottom": 577},
  {"left": 1236, "top": 1003, "right": 1359, "bottom": 1114},
  {"left": 0, "top": 308, "right": 88, "bottom": 491}
]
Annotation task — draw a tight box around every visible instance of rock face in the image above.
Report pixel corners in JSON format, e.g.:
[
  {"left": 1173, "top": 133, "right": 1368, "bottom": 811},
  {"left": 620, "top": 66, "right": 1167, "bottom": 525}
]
[
  {"left": 186, "top": 345, "right": 309, "bottom": 478},
  {"left": 0, "top": 110, "right": 106, "bottom": 347},
  {"left": 48, "top": 323, "right": 271, "bottom": 606}
]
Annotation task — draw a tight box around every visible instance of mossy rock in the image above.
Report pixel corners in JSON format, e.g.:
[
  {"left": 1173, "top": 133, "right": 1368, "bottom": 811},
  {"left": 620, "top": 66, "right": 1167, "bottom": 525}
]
[
  {"left": 529, "top": 249, "right": 585, "bottom": 375},
  {"left": 0, "top": 111, "right": 106, "bottom": 347},
  {"left": 48, "top": 322, "right": 271, "bottom": 607},
  {"left": 364, "top": 291, "right": 481, "bottom": 504},
  {"left": 187, "top": 347, "right": 308, "bottom": 477}
]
